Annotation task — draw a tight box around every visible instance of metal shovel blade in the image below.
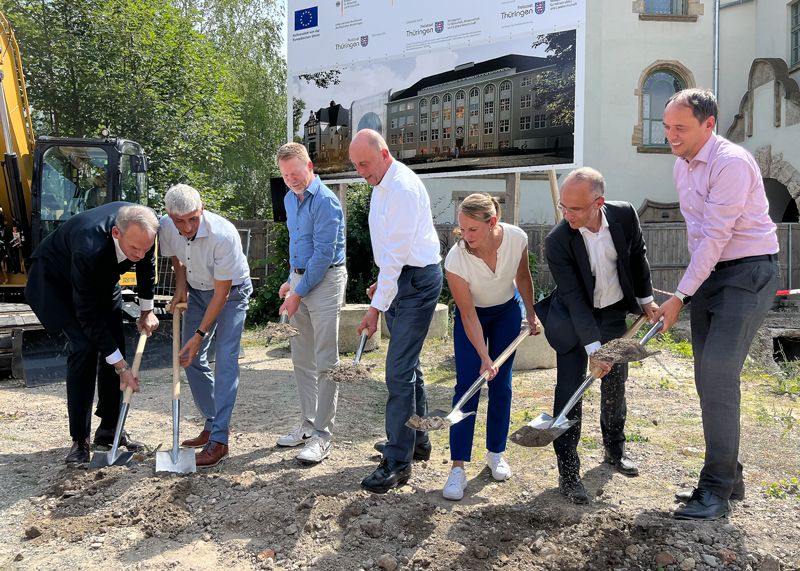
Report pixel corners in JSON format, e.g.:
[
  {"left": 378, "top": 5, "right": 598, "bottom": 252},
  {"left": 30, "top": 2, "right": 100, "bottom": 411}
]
[
  {"left": 155, "top": 448, "right": 196, "bottom": 473},
  {"left": 509, "top": 412, "right": 577, "bottom": 448},
  {"left": 89, "top": 401, "right": 135, "bottom": 468}
]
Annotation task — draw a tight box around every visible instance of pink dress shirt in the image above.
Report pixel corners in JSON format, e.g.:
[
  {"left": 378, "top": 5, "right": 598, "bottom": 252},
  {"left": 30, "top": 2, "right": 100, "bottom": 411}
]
[{"left": 674, "top": 133, "right": 778, "bottom": 296}]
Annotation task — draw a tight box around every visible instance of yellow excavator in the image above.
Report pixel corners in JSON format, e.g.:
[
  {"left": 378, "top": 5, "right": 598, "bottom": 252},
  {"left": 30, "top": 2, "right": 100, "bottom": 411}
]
[{"left": 0, "top": 12, "right": 152, "bottom": 384}]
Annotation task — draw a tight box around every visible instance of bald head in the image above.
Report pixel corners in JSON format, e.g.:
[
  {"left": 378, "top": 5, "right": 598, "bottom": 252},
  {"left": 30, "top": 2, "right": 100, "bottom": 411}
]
[{"left": 349, "top": 129, "right": 393, "bottom": 185}]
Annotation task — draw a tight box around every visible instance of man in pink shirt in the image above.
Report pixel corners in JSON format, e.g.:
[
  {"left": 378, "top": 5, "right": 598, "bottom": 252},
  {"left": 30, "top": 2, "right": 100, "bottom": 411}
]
[{"left": 656, "top": 88, "right": 779, "bottom": 520}]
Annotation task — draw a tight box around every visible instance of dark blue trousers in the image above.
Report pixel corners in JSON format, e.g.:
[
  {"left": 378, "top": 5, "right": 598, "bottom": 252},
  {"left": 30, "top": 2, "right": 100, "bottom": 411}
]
[
  {"left": 382, "top": 263, "right": 442, "bottom": 464},
  {"left": 450, "top": 296, "right": 522, "bottom": 461}
]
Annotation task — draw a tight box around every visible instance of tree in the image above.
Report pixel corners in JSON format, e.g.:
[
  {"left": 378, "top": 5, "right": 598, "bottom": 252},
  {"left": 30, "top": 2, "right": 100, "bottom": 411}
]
[{"left": 532, "top": 29, "right": 576, "bottom": 128}]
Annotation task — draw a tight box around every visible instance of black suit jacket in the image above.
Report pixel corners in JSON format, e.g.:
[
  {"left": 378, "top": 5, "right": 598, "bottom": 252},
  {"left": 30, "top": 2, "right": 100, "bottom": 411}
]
[
  {"left": 535, "top": 201, "right": 653, "bottom": 353},
  {"left": 25, "top": 202, "right": 156, "bottom": 358}
]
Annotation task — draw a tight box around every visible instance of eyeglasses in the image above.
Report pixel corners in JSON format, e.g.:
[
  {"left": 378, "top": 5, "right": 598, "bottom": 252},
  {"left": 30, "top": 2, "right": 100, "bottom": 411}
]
[{"left": 557, "top": 196, "right": 601, "bottom": 215}]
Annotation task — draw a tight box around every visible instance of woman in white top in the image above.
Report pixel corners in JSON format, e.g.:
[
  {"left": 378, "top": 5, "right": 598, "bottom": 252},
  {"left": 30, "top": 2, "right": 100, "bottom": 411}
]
[{"left": 441, "top": 193, "right": 540, "bottom": 500}]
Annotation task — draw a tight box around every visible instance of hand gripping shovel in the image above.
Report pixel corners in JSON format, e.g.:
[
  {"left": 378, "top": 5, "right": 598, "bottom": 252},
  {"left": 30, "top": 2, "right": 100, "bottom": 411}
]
[
  {"left": 405, "top": 326, "right": 532, "bottom": 432},
  {"left": 510, "top": 315, "right": 662, "bottom": 448},
  {"left": 156, "top": 303, "right": 196, "bottom": 474},
  {"left": 89, "top": 332, "right": 148, "bottom": 468}
]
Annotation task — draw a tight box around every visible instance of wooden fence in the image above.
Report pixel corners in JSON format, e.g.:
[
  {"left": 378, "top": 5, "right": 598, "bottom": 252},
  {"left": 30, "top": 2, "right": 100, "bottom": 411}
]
[{"left": 157, "top": 220, "right": 800, "bottom": 300}]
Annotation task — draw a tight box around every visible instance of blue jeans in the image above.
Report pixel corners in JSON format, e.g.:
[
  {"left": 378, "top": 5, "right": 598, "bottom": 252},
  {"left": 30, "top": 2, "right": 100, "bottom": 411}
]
[
  {"left": 183, "top": 279, "right": 252, "bottom": 445},
  {"left": 450, "top": 296, "right": 522, "bottom": 461},
  {"left": 382, "top": 263, "right": 442, "bottom": 464}
]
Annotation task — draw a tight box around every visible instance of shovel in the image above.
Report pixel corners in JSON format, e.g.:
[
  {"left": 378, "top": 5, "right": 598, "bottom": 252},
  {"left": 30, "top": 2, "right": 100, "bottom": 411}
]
[
  {"left": 89, "top": 332, "right": 148, "bottom": 468},
  {"left": 510, "top": 315, "right": 661, "bottom": 448},
  {"left": 155, "top": 303, "right": 196, "bottom": 474},
  {"left": 405, "top": 326, "right": 532, "bottom": 432},
  {"left": 328, "top": 331, "right": 371, "bottom": 383}
]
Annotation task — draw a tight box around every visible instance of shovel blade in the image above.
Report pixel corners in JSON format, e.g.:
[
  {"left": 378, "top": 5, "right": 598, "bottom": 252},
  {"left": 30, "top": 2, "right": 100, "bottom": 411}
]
[
  {"left": 89, "top": 449, "right": 134, "bottom": 468},
  {"left": 155, "top": 449, "right": 197, "bottom": 474},
  {"left": 509, "top": 413, "right": 577, "bottom": 448}
]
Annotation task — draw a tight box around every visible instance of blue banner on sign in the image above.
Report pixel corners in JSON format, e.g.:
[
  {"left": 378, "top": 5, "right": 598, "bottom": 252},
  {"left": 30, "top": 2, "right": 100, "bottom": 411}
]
[{"left": 294, "top": 6, "right": 318, "bottom": 31}]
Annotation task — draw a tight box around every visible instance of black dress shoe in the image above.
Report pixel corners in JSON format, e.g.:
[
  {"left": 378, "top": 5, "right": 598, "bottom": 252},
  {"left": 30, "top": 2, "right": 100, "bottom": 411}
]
[
  {"left": 361, "top": 458, "right": 412, "bottom": 494},
  {"left": 65, "top": 438, "right": 90, "bottom": 464},
  {"left": 673, "top": 488, "right": 730, "bottom": 520},
  {"left": 373, "top": 440, "right": 431, "bottom": 462},
  {"left": 676, "top": 484, "right": 744, "bottom": 503},
  {"left": 559, "top": 476, "right": 589, "bottom": 505},
  {"left": 94, "top": 429, "right": 145, "bottom": 452},
  {"left": 604, "top": 450, "right": 639, "bottom": 477}
]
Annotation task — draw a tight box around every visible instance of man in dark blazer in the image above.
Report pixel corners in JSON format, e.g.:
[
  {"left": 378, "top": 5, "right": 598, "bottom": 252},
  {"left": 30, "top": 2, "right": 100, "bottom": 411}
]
[
  {"left": 25, "top": 202, "right": 160, "bottom": 463},
  {"left": 536, "top": 167, "right": 658, "bottom": 504}
]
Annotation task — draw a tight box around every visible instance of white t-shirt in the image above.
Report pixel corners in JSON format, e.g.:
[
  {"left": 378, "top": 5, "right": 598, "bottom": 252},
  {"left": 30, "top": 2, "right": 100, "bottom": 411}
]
[{"left": 444, "top": 222, "right": 527, "bottom": 307}]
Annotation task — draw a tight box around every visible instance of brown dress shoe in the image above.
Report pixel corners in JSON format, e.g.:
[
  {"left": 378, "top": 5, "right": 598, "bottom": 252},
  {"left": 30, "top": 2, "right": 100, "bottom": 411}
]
[
  {"left": 196, "top": 441, "right": 228, "bottom": 468},
  {"left": 182, "top": 430, "right": 211, "bottom": 448}
]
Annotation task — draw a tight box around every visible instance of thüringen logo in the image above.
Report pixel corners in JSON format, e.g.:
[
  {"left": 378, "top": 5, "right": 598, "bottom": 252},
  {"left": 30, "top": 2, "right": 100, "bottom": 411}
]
[
  {"left": 294, "top": 6, "right": 318, "bottom": 31},
  {"left": 435, "top": 21, "right": 444, "bottom": 33},
  {"left": 535, "top": 1, "right": 546, "bottom": 14},
  {"left": 361, "top": 35, "right": 369, "bottom": 47}
]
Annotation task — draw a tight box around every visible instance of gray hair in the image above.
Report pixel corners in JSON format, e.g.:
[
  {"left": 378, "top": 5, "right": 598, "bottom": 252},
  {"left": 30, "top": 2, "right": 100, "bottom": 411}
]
[
  {"left": 666, "top": 88, "right": 718, "bottom": 123},
  {"left": 116, "top": 204, "right": 159, "bottom": 237},
  {"left": 164, "top": 184, "right": 203, "bottom": 216},
  {"left": 563, "top": 167, "right": 605, "bottom": 197}
]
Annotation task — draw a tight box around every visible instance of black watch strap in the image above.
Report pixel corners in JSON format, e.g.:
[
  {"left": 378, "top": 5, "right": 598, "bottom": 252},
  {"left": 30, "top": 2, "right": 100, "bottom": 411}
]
[{"left": 195, "top": 328, "right": 206, "bottom": 338}]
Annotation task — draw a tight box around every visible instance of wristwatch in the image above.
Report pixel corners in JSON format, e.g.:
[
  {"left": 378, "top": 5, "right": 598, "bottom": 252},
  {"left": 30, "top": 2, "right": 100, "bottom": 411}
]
[
  {"left": 114, "top": 363, "right": 130, "bottom": 375},
  {"left": 195, "top": 328, "right": 207, "bottom": 338},
  {"left": 674, "top": 290, "right": 692, "bottom": 305}
]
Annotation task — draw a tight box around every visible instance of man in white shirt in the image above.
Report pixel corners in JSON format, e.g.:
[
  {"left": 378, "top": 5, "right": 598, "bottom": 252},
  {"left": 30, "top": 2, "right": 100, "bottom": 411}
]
[
  {"left": 349, "top": 129, "right": 443, "bottom": 493},
  {"left": 159, "top": 184, "right": 252, "bottom": 468},
  {"left": 536, "top": 167, "right": 658, "bottom": 504}
]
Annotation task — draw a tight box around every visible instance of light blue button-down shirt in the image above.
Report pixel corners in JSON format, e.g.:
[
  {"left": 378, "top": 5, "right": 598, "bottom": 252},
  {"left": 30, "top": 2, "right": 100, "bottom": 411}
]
[{"left": 284, "top": 176, "right": 346, "bottom": 297}]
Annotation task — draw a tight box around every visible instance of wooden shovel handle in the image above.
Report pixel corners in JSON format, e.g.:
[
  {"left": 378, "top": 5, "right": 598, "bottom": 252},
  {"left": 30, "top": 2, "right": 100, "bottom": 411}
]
[
  {"left": 122, "top": 332, "right": 148, "bottom": 404},
  {"left": 172, "top": 303, "right": 187, "bottom": 399}
]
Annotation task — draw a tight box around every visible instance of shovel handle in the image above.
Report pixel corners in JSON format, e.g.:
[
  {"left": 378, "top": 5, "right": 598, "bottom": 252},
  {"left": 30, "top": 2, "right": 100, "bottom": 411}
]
[
  {"left": 451, "top": 326, "right": 531, "bottom": 413},
  {"left": 121, "top": 332, "right": 149, "bottom": 405},
  {"left": 354, "top": 331, "right": 369, "bottom": 364},
  {"left": 279, "top": 311, "right": 289, "bottom": 325},
  {"left": 622, "top": 313, "right": 649, "bottom": 339},
  {"left": 172, "top": 303, "right": 187, "bottom": 399}
]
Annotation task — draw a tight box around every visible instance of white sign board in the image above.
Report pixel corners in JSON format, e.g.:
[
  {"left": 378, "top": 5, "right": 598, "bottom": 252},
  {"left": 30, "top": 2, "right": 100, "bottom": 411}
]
[{"left": 288, "top": 0, "right": 585, "bottom": 181}]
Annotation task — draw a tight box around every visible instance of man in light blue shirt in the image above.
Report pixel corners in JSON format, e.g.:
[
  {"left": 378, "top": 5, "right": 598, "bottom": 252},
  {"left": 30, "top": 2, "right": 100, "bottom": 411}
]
[{"left": 276, "top": 142, "right": 347, "bottom": 464}]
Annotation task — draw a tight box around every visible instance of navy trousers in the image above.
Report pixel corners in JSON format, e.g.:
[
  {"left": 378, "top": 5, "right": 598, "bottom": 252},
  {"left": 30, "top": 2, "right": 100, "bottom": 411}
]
[{"left": 382, "top": 263, "right": 442, "bottom": 464}]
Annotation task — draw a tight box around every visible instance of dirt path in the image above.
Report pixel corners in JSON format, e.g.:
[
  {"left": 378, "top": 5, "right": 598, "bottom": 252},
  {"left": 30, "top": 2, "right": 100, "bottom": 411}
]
[{"left": 0, "top": 332, "right": 798, "bottom": 570}]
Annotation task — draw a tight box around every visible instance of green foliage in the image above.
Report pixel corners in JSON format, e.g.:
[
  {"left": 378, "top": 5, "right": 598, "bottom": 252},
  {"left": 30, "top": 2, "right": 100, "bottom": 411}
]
[
  {"left": 531, "top": 30, "right": 576, "bottom": 129},
  {"left": 625, "top": 433, "right": 650, "bottom": 443},
  {"left": 580, "top": 436, "right": 599, "bottom": 450},
  {"left": 765, "top": 477, "right": 800, "bottom": 500},
  {"left": 772, "top": 359, "right": 800, "bottom": 397},
  {"left": 650, "top": 331, "right": 693, "bottom": 359},
  {"left": 658, "top": 377, "right": 673, "bottom": 390},
  {"left": 344, "top": 182, "right": 377, "bottom": 303},
  {"left": 248, "top": 222, "right": 288, "bottom": 325}
]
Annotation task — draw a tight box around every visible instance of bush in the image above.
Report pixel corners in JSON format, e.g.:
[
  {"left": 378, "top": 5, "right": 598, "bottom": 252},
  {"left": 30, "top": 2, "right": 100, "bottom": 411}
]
[
  {"left": 248, "top": 222, "right": 289, "bottom": 325},
  {"left": 344, "top": 183, "right": 377, "bottom": 303}
]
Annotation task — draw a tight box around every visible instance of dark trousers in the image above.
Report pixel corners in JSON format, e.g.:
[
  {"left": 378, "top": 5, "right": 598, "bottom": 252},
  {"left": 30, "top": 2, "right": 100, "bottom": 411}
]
[
  {"left": 691, "top": 259, "right": 778, "bottom": 499},
  {"left": 450, "top": 296, "right": 522, "bottom": 461},
  {"left": 383, "top": 263, "right": 442, "bottom": 464},
  {"left": 552, "top": 302, "right": 628, "bottom": 481},
  {"left": 61, "top": 300, "right": 125, "bottom": 442}
]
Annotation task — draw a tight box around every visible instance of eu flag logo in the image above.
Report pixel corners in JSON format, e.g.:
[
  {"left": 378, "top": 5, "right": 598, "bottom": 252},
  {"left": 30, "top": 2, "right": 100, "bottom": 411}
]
[{"left": 294, "top": 6, "right": 318, "bottom": 31}]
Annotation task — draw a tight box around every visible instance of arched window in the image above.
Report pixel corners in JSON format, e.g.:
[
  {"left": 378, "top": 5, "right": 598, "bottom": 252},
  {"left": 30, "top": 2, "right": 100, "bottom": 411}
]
[
  {"left": 484, "top": 84, "right": 495, "bottom": 98},
  {"left": 500, "top": 80, "right": 512, "bottom": 93},
  {"left": 642, "top": 70, "right": 684, "bottom": 145},
  {"left": 469, "top": 87, "right": 479, "bottom": 99},
  {"left": 443, "top": 93, "right": 452, "bottom": 103},
  {"left": 431, "top": 96, "right": 440, "bottom": 106},
  {"left": 420, "top": 98, "right": 428, "bottom": 109}
]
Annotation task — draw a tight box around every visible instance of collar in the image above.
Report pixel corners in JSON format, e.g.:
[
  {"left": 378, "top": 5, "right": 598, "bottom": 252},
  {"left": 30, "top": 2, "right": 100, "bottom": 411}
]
[
  {"left": 685, "top": 132, "right": 717, "bottom": 165},
  {"left": 578, "top": 207, "right": 609, "bottom": 236},
  {"left": 377, "top": 160, "right": 399, "bottom": 190},
  {"left": 189, "top": 213, "right": 209, "bottom": 241},
  {"left": 113, "top": 237, "right": 128, "bottom": 263}
]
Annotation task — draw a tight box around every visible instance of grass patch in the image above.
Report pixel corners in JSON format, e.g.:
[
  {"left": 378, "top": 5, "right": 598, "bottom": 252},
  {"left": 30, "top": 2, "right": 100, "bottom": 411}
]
[
  {"left": 650, "top": 331, "right": 693, "bottom": 360},
  {"left": 658, "top": 377, "right": 673, "bottom": 390},
  {"left": 764, "top": 476, "right": 800, "bottom": 500},
  {"left": 629, "top": 361, "right": 643, "bottom": 369},
  {"left": 771, "top": 360, "right": 800, "bottom": 397},
  {"left": 626, "top": 433, "right": 650, "bottom": 443},
  {"left": 580, "top": 436, "right": 599, "bottom": 450}
]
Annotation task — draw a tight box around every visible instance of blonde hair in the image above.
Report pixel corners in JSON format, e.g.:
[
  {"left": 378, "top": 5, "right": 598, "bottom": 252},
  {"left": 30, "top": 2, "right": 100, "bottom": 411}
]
[
  {"left": 454, "top": 193, "right": 501, "bottom": 253},
  {"left": 276, "top": 142, "right": 311, "bottom": 164}
]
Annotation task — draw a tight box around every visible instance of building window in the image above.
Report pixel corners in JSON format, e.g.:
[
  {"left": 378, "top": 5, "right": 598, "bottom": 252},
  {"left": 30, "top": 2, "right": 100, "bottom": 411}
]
[
  {"left": 443, "top": 127, "right": 452, "bottom": 139},
  {"left": 484, "top": 122, "right": 494, "bottom": 135},
  {"left": 520, "top": 94, "right": 532, "bottom": 109},
  {"left": 420, "top": 112, "right": 428, "bottom": 125},
  {"left": 420, "top": 98, "right": 427, "bottom": 110},
  {"left": 470, "top": 87, "right": 479, "bottom": 99},
  {"left": 405, "top": 131, "right": 414, "bottom": 143},
  {"left": 793, "top": 1, "right": 800, "bottom": 66},
  {"left": 431, "top": 128, "right": 440, "bottom": 141},
  {"left": 499, "top": 140, "right": 510, "bottom": 149},
  {"left": 469, "top": 124, "right": 479, "bottom": 137},
  {"left": 483, "top": 141, "right": 494, "bottom": 150},
  {"left": 407, "top": 101, "right": 414, "bottom": 110},
  {"left": 521, "top": 75, "right": 533, "bottom": 87},
  {"left": 520, "top": 116, "right": 531, "bottom": 130},
  {"left": 499, "top": 97, "right": 510, "bottom": 111},
  {"left": 431, "top": 110, "right": 440, "bottom": 123},
  {"left": 484, "top": 100, "right": 494, "bottom": 115},
  {"left": 484, "top": 84, "right": 495, "bottom": 97},
  {"left": 390, "top": 118, "right": 398, "bottom": 129},
  {"left": 443, "top": 93, "right": 452, "bottom": 104},
  {"left": 420, "top": 130, "right": 428, "bottom": 142},
  {"left": 499, "top": 119, "right": 510, "bottom": 133},
  {"left": 443, "top": 107, "right": 452, "bottom": 122},
  {"left": 642, "top": 70, "right": 684, "bottom": 145},
  {"left": 644, "top": 0, "right": 687, "bottom": 15},
  {"left": 500, "top": 80, "right": 512, "bottom": 94},
  {"left": 470, "top": 102, "right": 479, "bottom": 117},
  {"left": 390, "top": 104, "right": 399, "bottom": 113},
  {"left": 456, "top": 104, "right": 465, "bottom": 120},
  {"left": 431, "top": 95, "right": 440, "bottom": 107},
  {"left": 533, "top": 114, "right": 547, "bottom": 129}
]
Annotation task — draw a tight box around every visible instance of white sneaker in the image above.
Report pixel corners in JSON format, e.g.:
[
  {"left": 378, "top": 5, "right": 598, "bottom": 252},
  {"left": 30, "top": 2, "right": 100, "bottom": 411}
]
[
  {"left": 487, "top": 452, "right": 512, "bottom": 481},
  {"left": 442, "top": 467, "right": 467, "bottom": 501},
  {"left": 277, "top": 426, "right": 312, "bottom": 447},
  {"left": 296, "top": 436, "right": 330, "bottom": 464}
]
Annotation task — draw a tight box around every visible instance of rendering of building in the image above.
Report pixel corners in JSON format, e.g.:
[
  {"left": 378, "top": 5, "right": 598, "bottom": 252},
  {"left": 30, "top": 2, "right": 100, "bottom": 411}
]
[{"left": 303, "top": 100, "right": 350, "bottom": 165}]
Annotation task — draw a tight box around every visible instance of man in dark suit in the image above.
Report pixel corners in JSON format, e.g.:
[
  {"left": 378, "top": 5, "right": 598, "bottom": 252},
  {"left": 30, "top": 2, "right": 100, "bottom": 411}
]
[
  {"left": 536, "top": 167, "right": 658, "bottom": 504},
  {"left": 25, "top": 202, "right": 160, "bottom": 463}
]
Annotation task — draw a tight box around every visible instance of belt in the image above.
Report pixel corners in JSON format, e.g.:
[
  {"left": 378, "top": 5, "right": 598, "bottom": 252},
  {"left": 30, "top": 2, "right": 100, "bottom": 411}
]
[
  {"left": 294, "top": 262, "right": 345, "bottom": 275},
  {"left": 714, "top": 253, "right": 777, "bottom": 271}
]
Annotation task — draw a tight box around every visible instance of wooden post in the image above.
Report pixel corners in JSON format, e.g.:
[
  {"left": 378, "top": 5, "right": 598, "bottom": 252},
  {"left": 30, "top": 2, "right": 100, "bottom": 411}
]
[
  {"left": 548, "top": 169, "right": 562, "bottom": 223},
  {"left": 504, "top": 172, "right": 521, "bottom": 225}
]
